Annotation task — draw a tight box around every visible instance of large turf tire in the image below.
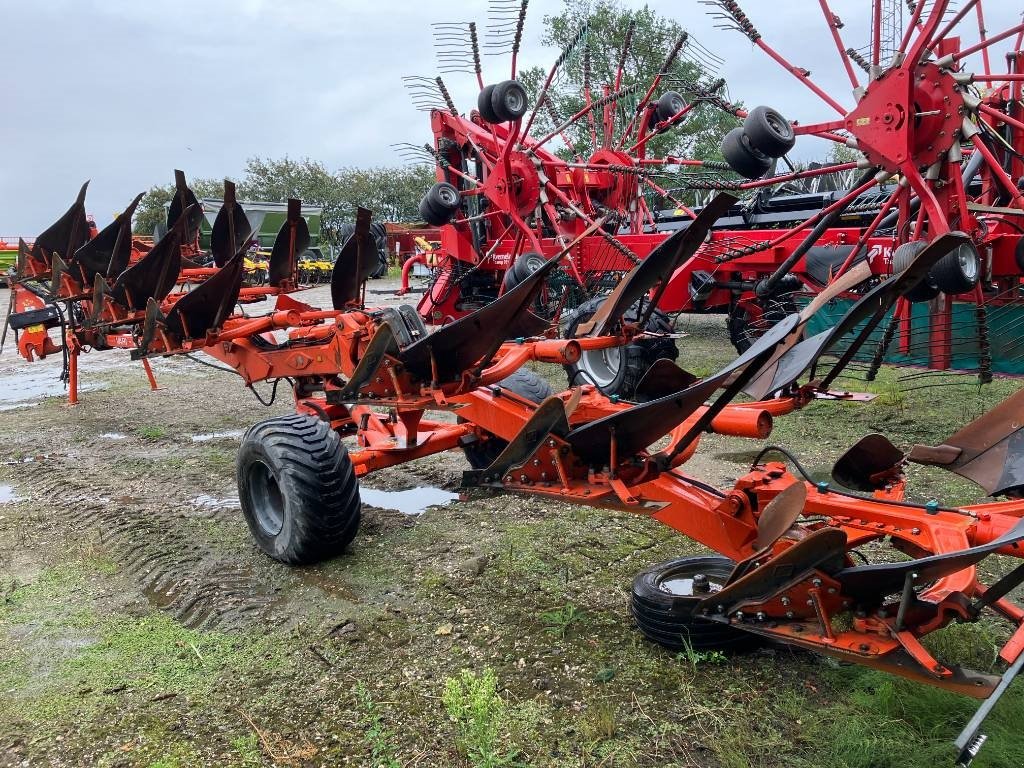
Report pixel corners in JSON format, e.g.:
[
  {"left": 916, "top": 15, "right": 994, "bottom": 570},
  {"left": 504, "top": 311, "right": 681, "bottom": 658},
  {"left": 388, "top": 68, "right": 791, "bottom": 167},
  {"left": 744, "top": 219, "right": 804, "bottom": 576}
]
[
  {"left": 563, "top": 297, "right": 678, "bottom": 400},
  {"left": 460, "top": 370, "right": 553, "bottom": 470},
  {"left": 892, "top": 240, "right": 940, "bottom": 303},
  {"left": 237, "top": 414, "right": 361, "bottom": 565},
  {"left": 631, "top": 555, "right": 761, "bottom": 652},
  {"left": 931, "top": 241, "right": 980, "bottom": 295},
  {"left": 743, "top": 105, "right": 796, "bottom": 158},
  {"left": 722, "top": 127, "right": 771, "bottom": 180}
]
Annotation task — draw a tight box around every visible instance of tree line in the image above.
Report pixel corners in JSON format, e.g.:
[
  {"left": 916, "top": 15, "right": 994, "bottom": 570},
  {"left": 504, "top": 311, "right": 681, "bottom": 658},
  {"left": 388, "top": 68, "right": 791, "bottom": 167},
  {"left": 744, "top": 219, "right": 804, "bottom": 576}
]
[{"left": 133, "top": 158, "right": 436, "bottom": 244}]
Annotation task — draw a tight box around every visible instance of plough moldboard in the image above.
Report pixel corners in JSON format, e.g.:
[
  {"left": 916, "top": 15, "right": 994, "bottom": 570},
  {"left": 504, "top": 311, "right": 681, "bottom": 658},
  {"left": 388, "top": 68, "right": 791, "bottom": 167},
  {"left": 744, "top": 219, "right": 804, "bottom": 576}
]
[
  {"left": 4, "top": 176, "right": 1024, "bottom": 765},
  {"left": 5, "top": 1, "right": 1024, "bottom": 764}
]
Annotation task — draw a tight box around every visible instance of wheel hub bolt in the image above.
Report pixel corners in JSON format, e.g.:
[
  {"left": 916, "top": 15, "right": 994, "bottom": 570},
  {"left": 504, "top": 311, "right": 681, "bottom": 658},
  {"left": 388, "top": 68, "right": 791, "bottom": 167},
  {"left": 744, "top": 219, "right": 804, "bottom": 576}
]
[{"left": 692, "top": 573, "right": 711, "bottom": 593}]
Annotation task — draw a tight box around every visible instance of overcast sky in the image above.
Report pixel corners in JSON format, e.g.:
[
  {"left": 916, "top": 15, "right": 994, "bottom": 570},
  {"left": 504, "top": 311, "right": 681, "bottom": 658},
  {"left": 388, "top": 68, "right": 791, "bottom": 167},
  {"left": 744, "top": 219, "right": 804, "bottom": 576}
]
[{"left": 2, "top": 0, "right": 1022, "bottom": 233}]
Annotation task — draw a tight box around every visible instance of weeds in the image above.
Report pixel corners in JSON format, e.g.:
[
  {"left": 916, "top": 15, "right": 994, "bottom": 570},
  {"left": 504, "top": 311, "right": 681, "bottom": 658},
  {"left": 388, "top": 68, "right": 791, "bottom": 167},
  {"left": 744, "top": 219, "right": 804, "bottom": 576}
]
[
  {"left": 676, "top": 640, "right": 727, "bottom": 668},
  {"left": 354, "top": 683, "right": 402, "bottom": 768},
  {"left": 442, "top": 669, "right": 519, "bottom": 768},
  {"left": 539, "top": 602, "right": 584, "bottom": 638},
  {"left": 137, "top": 425, "right": 168, "bottom": 440}
]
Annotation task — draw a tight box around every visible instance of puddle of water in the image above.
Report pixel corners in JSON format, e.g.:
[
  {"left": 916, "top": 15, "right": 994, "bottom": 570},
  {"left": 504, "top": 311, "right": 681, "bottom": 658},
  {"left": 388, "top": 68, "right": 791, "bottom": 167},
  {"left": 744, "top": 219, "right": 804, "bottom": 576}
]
[
  {"left": 0, "top": 485, "right": 18, "bottom": 503},
  {"left": 0, "top": 402, "right": 39, "bottom": 412},
  {"left": 100, "top": 432, "right": 127, "bottom": 440},
  {"left": 191, "top": 430, "right": 244, "bottom": 443},
  {"left": 0, "top": 368, "right": 101, "bottom": 406},
  {"left": 359, "top": 486, "right": 458, "bottom": 516},
  {"left": 191, "top": 494, "right": 240, "bottom": 511}
]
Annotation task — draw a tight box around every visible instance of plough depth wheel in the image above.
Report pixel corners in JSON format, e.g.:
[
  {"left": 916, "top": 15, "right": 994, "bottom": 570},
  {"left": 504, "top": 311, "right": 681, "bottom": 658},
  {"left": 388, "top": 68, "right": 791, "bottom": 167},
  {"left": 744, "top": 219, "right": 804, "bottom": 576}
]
[
  {"left": 237, "top": 414, "right": 361, "bottom": 565},
  {"left": 631, "top": 556, "right": 761, "bottom": 652}
]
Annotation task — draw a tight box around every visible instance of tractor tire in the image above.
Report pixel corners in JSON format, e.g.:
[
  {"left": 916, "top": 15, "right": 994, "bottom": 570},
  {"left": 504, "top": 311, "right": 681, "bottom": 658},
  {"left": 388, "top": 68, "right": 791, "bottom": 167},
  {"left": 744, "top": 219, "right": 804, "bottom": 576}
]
[
  {"left": 237, "top": 414, "right": 361, "bottom": 565},
  {"left": 490, "top": 80, "right": 529, "bottom": 122},
  {"left": 892, "top": 240, "right": 940, "bottom": 303},
  {"left": 501, "top": 251, "right": 547, "bottom": 291},
  {"left": 931, "top": 240, "right": 980, "bottom": 295},
  {"left": 722, "top": 127, "right": 772, "bottom": 180},
  {"left": 460, "top": 369, "right": 553, "bottom": 470},
  {"left": 631, "top": 555, "right": 762, "bottom": 652},
  {"left": 419, "top": 182, "right": 461, "bottom": 226},
  {"left": 726, "top": 294, "right": 799, "bottom": 354},
  {"left": 743, "top": 105, "right": 796, "bottom": 158},
  {"left": 370, "top": 222, "right": 389, "bottom": 279},
  {"left": 477, "top": 84, "right": 501, "bottom": 124},
  {"left": 562, "top": 296, "right": 678, "bottom": 400},
  {"left": 655, "top": 90, "right": 687, "bottom": 125}
]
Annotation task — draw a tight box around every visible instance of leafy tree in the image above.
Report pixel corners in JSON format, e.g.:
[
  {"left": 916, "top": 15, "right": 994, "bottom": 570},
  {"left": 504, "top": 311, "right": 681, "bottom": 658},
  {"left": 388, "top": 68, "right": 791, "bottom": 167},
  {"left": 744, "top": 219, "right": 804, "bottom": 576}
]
[
  {"left": 132, "top": 160, "right": 435, "bottom": 243},
  {"left": 517, "top": 0, "right": 738, "bottom": 162}
]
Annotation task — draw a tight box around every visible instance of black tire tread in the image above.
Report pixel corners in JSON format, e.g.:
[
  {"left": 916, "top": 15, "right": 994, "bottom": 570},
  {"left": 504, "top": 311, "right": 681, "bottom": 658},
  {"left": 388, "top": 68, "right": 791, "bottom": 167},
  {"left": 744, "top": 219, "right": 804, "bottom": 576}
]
[{"left": 238, "top": 414, "right": 360, "bottom": 565}]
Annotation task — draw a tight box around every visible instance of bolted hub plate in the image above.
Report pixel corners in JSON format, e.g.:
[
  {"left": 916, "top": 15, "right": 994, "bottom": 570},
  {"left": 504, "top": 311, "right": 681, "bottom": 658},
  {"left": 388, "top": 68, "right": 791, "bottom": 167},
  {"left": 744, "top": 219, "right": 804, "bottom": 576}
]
[{"left": 846, "top": 62, "right": 965, "bottom": 173}]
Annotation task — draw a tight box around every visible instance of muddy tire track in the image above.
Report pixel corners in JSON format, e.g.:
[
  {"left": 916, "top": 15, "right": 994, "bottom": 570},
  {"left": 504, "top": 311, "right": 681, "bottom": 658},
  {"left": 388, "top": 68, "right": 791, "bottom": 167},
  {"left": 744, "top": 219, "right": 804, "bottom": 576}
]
[{"left": 10, "top": 453, "right": 283, "bottom": 631}]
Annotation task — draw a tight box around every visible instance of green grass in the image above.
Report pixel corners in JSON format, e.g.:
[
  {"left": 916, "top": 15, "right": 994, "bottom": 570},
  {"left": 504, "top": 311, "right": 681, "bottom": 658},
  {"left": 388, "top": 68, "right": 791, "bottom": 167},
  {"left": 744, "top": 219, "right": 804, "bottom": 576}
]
[
  {"left": 442, "top": 669, "right": 521, "bottom": 768},
  {"left": 137, "top": 424, "right": 168, "bottom": 440}
]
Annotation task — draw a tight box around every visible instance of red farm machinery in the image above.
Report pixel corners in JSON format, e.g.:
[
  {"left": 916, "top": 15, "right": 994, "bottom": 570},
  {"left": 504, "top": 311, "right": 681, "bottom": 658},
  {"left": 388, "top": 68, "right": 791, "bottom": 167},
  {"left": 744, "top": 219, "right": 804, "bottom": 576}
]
[
  {"left": 403, "top": 0, "right": 1024, "bottom": 398},
  {"left": 4, "top": 1, "right": 1024, "bottom": 764}
]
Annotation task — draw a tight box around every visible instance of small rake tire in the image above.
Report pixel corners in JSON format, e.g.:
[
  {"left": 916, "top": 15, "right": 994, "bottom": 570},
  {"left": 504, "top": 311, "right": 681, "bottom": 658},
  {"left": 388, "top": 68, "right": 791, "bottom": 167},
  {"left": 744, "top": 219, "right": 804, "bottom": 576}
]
[
  {"left": 722, "top": 127, "right": 772, "bottom": 180},
  {"left": 743, "top": 105, "right": 796, "bottom": 158},
  {"left": 931, "top": 241, "right": 980, "bottom": 295},
  {"left": 892, "top": 240, "right": 940, "bottom": 303},
  {"left": 631, "top": 556, "right": 762, "bottom": 652},
  {"left": 237, "top": 414, "right": 361, "bottom": 565},
  {"left": 460, "top": 369, "right": 553, "bottom": 470}
]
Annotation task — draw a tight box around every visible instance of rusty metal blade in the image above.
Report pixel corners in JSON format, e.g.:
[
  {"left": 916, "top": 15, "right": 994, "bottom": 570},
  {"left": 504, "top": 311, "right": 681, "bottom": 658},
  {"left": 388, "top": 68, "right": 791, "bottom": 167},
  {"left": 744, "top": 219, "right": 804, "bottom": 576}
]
[
  {"left": 16, "top": 238, "right": 29, "bottom": 278},
  {"left": 49, "top": 253, "right": 68, "bottom": 296},
  {"left": 754, "top": 482, "right": 807, "bottom": 551},
  {"left": 701, "top": 528, "right": 848, "bottom": 614},
  {"left": 398, "top": 247, "right": 569, "bottom": 384},
  {"left": 210, "top": 181, "right": 252, "bottom": 268},
  {"left": 110, "top": 209, "right": 188, "bottom": 311},
  {"left": 34, "top": 181, "right": 90, "bottom": 265},
  {"left": 832, "top": 433, "right": 906, "bottom": 491},
  {"left": 331, "top": 208, "right": 376, "bottom": 308},
  {"left": 268, "top": 198, "right": 309, "bottom": 286},
  {"left": 73, "top": 193, "right": 143, "bottom": 284},
  {"left": 836, "top": 519, "right": 1024, "bottom": 601},
  {"left": 332, "top": 322, "right": 399, "bottom": 401},
  {"left": 566, "top": 313, "right": 800, "bottom": 466},
  {"left": 755, "top": 232, "right": 971, "bottom": 395},
  {"left": 578, "top": 193, "right": 737, "bottom": 337},
  {"left": 633, "top": 359, "right": 698, "bottom": 401},
  {"left": 463, "top": 396, "right": 570, "bottom": 487},
  {"left": 164, "top": 252, "right": 245, "bottom": 340},
  {"left": 907, "top": 389, "right": 1024, "bottom": 497},
  {"left": 89, "top": 274, "right": 108, "bottom": 324},
  {"left": 744, "top": 260, "right": 873, "bottom": 400},
  {"left": 136, "top": 297, "right": 165, "bottom": 356},
  {"left": 167, "top": 170, "right": 203, "bottom": 243}
]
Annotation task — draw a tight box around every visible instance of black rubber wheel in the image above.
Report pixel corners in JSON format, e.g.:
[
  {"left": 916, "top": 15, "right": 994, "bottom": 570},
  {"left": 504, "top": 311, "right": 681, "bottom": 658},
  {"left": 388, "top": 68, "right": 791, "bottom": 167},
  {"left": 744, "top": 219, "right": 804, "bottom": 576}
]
[
  {"left": 237, "top": 414, "right": 361, "bottom": 565},
  {"left": 722, "top": 127, "right": 772, "bottom": 180},
  {"left": 477, "top": 84, "right": 500, "bottom": 124},
  {"left": 460, "top": 369, "right": 553, "bottom": 470},
  {"left": 931, "top": 241, "right": 980, "bottom": 295},
  {"left": 726, "top": 294, "right": 799, "bottom": 354},
  {"left": 562, "top": 296, "right": 678, "bottom": 400},
  {"left": 418, "top": 182, "right": 461, "bottom": 226},
  {"left": 655, "top": 90, "right": 687, "bottom": 125},
  {"left": 743, "top": 105, "right": 796, "bottom": 158},
  {"left": 369, "top": 222, "right": 389, "bottom": 279},
  {"left": 490, "top": 80, "right": 529, "bottom": 122},
  {"left": 631, "top": 555, "right": 761, "bottom": 652},
  {"left": 501, "top": 251, "right": 547, "bottom": 290},
  {"left": 892, "top": 240, "right": 940, "bottom": 303}
]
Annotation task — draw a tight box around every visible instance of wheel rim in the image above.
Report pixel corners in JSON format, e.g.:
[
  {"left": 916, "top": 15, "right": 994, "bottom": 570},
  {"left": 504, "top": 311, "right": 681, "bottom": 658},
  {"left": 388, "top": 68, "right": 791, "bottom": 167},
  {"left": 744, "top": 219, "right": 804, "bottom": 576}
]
[
  {"left": 657, "top": 569, "right": 726, "bottom": 597},
  {"left": 438, "top": 186, "right": 459, "bottom": 207},
  {"left": 249, "top": 460, "right": 285, "bottom": 536},
  {"left": 957, "top": 245, "right": 979, "bottom": 281},
  {"left": 578, "top": 345, "right": 621, "bottom": 389},
  {"left": 504, "top": 88, "right": 526, "bottom": 114}
]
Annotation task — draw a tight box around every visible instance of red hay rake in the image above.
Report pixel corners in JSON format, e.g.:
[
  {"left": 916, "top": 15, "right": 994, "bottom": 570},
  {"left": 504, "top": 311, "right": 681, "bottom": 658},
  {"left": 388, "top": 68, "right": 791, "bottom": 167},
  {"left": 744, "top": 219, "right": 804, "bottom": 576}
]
[{"left": 406, "top": 0, "right": 1024, "bottom": 391}]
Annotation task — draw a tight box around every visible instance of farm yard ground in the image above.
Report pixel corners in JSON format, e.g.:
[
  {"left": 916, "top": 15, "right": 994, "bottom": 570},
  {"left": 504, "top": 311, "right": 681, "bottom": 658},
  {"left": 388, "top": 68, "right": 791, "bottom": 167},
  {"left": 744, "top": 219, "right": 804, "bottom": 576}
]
[{"left": 1, "top": 278, "right": 1023, "bottom": 768}]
